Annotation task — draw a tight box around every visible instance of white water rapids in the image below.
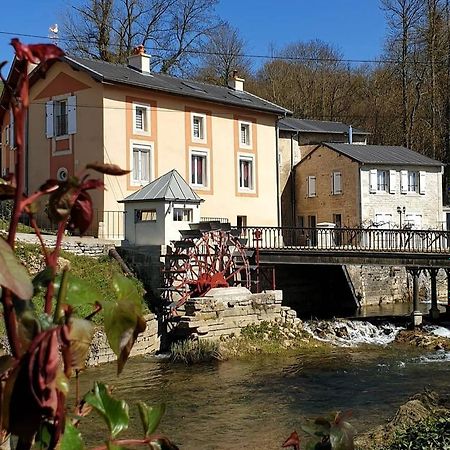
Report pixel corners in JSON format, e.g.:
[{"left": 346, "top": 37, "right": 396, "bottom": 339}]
[{"left": 303, "top": 319, "right": 403, "bottom": 347}]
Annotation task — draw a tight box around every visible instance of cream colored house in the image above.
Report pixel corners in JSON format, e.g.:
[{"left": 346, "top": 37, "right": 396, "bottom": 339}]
[
  {"left": 0, "top": 49, "right": 289, "bottom": 238},
  {"left": 295, "top": 143, "right": 444, "bottom": 230}
]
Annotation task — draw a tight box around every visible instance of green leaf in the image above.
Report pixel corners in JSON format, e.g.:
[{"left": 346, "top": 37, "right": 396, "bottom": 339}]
[
  {"left": 32, "top": 266, "right": 54, "bottom": 291},
  {"left": 106, "top": 443, "right": 127, "bottom": 450},
  {"left": 54, "top": 273, "right": 102, "bottom": 306},
  {"left": 60, "top": 422, "right": 84, "bottom": 450},
  {"left": 0, "top": 237, "right": 33, "bottom": 300},
  {"left": 84, "top": 382, "right": 129, "bottom": 439},
  {"left": 103, "top": 273, "right": 146, "bottom": 374},
  {"left": 137, "top": 402, "right": 166, "bottom": 437}
]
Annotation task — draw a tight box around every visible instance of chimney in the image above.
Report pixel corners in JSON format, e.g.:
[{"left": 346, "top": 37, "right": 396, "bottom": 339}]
[
  {"left": 228, "top": 70, "right": 245, "bottom": 91},
  {"left": 128, "top": 45, "right": 151, "bottom": 74},
  {"left": 348, "top": 125, "right": 353, "bottom": 144}
]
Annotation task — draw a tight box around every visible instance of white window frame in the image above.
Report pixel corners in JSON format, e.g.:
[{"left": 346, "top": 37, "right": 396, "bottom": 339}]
[
  {"left": 173, "top": 208, "right": 193, "bottom": 222},
  {"left": 407, "top": 170, "right": 419, "bottom": 193},
  {"left": 130, "top": 140, "right": 154, "bottom": 186},
  {"left": 332, "top": 171, "right": 342, "bottom": 195},
  {"left": 191, "top": 112, "right": 207, "bottom": 142},
  {"left": 376, "top": 169, "right": 389, "bottom": 192},
  {"left": 307, "top": 175, "right": 316, "bottom": 198},
  {"left": 238, "top": 153, "right": 256, "bottom": 192},
  {"left": 189, "top": 148, "right": 209, "bottom": 189},
  {"left": 133, "top": 102, "right": 151, "bottom": 135},
  {"left": 239, "top": 120, "right": 252, "bottom": 149}
]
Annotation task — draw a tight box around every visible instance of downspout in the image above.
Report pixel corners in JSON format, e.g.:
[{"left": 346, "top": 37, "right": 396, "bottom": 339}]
[
  {"left": 25, "top": 109, "right": 29, "bottom": 194},
  {"left": 275, "top": 118, "right": 282, "bottom": 227},
  {"left": 290, "top": 132, "right": 295, "bottom": 226}
]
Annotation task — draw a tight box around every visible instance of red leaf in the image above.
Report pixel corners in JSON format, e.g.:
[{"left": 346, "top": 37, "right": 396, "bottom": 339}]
[
  {"left": 282, "top": 431, "right": 300, "bottom": 449},
  {"left": 80, "top": 179, "right": 105, "bottom": 191},
  {"left": 0, "top": 184, "right": 16, "bottom": 200},
  {"left": 68, "top": 190, "right": 93, "bottom": 235},
  {"left": 39, "top": 179, "right": 60, "bottom": 194},
  {"left": 86, "top": 162, "right": 130, "bottom": 176},
  {"left": 11, "top": 39, "right": 64, "bottom": 64}
]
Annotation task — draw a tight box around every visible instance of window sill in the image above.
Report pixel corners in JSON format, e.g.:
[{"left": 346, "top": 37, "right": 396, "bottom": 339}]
[
  {"left": 133, "top": 129, "right": 151, "bottom": 137},
  {"left": 55, "top": 134, "right": 69, "bottom": 141}
]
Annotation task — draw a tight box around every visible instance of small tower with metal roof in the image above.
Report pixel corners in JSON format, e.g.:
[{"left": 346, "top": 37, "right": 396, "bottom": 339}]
[{"left": 120, "top": 169, "right": 203, "bottom": 246}]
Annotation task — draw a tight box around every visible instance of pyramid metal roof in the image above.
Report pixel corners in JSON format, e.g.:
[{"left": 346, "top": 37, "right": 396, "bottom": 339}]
[{"left": 120, "top": 169, "right": 203, "bottom": 203}]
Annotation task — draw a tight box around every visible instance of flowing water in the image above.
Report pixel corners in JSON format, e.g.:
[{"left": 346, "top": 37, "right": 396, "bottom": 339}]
[{"left": 77, "top": 319, "right": 450, "bottom": 449}]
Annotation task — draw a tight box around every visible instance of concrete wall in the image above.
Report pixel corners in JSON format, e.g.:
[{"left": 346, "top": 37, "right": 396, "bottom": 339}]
[
  {"left": 177, "top": 287, "right": 300, "bottom": 340},
  {"left": 360, "top": 166, "right": 443, "bottom": 229}
]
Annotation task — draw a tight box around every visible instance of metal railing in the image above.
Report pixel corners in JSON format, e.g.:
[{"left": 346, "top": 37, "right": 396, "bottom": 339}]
[
  {"left": 200, "top": 217, "right": 230, "bottom": 224},
  {"left": 0, "top": 202, "right": 125, "bottom": 240},
  {"left": 239, "top": 226, "right": 450, "bottom": 254}
]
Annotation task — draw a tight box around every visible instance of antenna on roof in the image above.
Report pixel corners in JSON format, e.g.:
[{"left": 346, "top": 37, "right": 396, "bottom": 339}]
[{"left": 49, "top": 24, "right": 58, "bottom": 45}]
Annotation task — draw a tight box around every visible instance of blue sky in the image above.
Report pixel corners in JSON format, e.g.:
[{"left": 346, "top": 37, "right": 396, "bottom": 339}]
[{"left": 0, "top": 0, "right": 387, "bottom": 71}]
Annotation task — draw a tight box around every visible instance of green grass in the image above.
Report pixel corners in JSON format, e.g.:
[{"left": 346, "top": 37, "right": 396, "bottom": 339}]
[
  {"left": 170, "top": 339, "right": 222, "bottom": 364},
  {"left": 0, "top": 219, "right": 35, "bottom": 234},
  {"left": 9, "top": 243, "right": 147, "bottom": 326},
  {"left": 379, "top": 413, "right": 450, "bottom": 450}
]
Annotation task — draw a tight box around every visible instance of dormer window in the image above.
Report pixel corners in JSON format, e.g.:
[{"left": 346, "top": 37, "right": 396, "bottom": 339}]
[
  {"left": 133, "top": 103, "right": 150, "bottom": 135},
  {"left": 191, "top": 113, "right": 206, "bottom": 142}
]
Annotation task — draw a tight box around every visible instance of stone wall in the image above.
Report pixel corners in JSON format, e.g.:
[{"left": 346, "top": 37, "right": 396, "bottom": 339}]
[
  {"left": 346, "top": 265, "right": 448, "bottom": 306},
  {"left": 86, "top": 314, "right": 160, "bottom": 367},
  {"left": 177, "top": 287, "right": 299, "bottom": 340}
]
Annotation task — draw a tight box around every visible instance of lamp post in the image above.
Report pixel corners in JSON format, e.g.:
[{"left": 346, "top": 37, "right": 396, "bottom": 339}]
[{"left": 397, "top": 206, "right": 406, "bottom": 228}]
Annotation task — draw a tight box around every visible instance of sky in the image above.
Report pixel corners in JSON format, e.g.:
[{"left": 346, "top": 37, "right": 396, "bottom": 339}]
[{"left": 0, "top": 0, "right": 388, "bottom": 71}]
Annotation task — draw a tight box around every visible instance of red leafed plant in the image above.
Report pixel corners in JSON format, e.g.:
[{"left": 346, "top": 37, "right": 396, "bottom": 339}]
[{"left": 0, "top": 40, "right": 177, "bottom": 449}]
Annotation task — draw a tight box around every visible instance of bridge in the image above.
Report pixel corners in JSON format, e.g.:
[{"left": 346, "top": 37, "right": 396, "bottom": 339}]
[{"left": 240, "top": 226, "right": 450, "bottom": 325}]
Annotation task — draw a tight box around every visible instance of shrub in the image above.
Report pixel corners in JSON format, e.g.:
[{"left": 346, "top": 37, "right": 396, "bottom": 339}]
[{"left": 171, "top": 339, "right": 222, "bottom": 364}]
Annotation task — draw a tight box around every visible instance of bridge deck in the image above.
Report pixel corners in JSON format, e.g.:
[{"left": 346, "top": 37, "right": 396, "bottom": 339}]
[{"left": 239, "top": 226, "right": 450, "bottom": 268}]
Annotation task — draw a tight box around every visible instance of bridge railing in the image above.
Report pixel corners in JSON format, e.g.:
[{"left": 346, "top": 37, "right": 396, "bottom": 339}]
[{"left": 238, "top": 226, "right": 450, "bottom": 254}]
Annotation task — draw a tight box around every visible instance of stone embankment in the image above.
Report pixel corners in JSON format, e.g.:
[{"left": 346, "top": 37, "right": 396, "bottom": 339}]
[
  {"left": 86, "top": 313, "right": 160, "bottom": 367},
  {"left": 177, "top": 287, "right": 299, "bottom": 340}
]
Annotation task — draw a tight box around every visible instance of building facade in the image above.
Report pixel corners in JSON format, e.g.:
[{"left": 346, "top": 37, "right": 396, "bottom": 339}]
[
  {"left": 0, "top": 50, "right": 289, "bottom": 237},
  {"left": 295, "top": 143, "right": 444, "bottom": 230}
]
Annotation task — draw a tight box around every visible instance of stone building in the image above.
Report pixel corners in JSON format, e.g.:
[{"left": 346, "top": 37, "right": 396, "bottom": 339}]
[
  {"left": 294, "top": 143, "right": 444, "bottom": 229},
  {"left": 278, "top": 117, "right": 369, "bottom": 226}
]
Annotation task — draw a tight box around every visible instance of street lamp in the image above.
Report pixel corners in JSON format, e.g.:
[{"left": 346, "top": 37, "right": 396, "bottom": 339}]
[{"left": 397, "top": 206, "right": 406, "bottom": 228}]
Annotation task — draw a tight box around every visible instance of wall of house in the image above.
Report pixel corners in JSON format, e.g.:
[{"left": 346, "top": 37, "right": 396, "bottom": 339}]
[
  {"left": 360, "top": 165, "right": 443, "bottom": 229},
  {"left": 279, "top": 132, "right": 366, "bottom": 227},
  {"left": 103, "top": 84, "right": 279, "bottom": 227},
  {"left": 294, "top": 145, "right": 360, "bottom": 227}
]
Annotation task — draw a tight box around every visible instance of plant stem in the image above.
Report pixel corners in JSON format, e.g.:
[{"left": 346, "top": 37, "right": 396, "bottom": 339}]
[
  {"left": 53, "top": 267, "right": 68, "bottom": 323},
  {"left": 30, "top": 216, "right": 50, "bottom": 264}
]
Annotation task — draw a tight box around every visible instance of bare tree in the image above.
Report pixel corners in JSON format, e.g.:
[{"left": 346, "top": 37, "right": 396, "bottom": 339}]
[
  {"left": 62, "top": 0, "right": 220, "bottom": 73},
  {"left": 195, "top": 22, "right": 251, "bottom": 86},
  {"left": 381, "top": 0, "right": 424, "bottom": 148}
]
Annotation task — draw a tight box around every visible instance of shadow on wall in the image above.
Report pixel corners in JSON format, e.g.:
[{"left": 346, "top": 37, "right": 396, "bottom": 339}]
[{"left": 272, "top": 264, "right": 359, "bottom": 319}]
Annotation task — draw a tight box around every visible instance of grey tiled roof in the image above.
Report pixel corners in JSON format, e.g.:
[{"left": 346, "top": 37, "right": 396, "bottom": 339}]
[
  {"left": 279, "top": 117, "right": 369, "bottom": 135},
  {"left": 120, "top": 169, "right": 202, "bottom": 203},
  {"left": 324, "top": 143, "right": 443, "bottom": 167},
  {"left": 64, "top": 56, "right": 290, "bottom": 115}
]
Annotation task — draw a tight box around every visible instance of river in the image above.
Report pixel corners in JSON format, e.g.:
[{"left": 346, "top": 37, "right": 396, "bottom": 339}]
[{"left": 76, "top": 318, "right": 450, "bottom": 449}]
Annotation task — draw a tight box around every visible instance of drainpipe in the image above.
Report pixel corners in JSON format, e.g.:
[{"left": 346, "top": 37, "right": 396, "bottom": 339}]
[
  {"left": 25, "top": 109, "right": 29, "bottom": 194},
  {"left": 348, "top": 125, "right": 353, "bottom": 145},
  {"left": 276, "top": 118, "right": 282, "bottom": 227}
]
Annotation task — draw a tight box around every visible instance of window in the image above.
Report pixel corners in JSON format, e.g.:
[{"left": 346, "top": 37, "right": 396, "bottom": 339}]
[
  {"left": 408, "top": 171, "right": 418, "bottom": 192},
  {"left": 190, "top": 150, "right": 208, "bottom": 187},
  {"left": 307, "top": 176, "right": 316, "bottom": 197},
  {"left": 332, "top": 171, "right": 342, "bottom": 194},
  {"left": 237, "top": 215, "right": 247, "bottom": 228},
  {"left": 192, "top": 113, "right": 206, "bottom": 141},
  {"left": 133, "top": 103, "right": 150, "bottom": 134},
  {"left": 173, "top": 208, "right": 193, "bottom": 222},
  {"left": 240, "top": 121, "right": 251, "bottom": 147},
  {"left": 238, "top": 155, "right": 255, "bottom": 191},
  {"left": 54, "top": 100, "right": 68, "bottom": 137},
  {"left": 377, "top": 170, "right": 388, "bottom": 192},
  {"left": 46, "top": 96, "right": 76, "bottom": 139},
  {"left": 136, "top": 209, "right": 157, "bottom": 222},
  {"left": 132, "top": 143, "right": 152, "bottom": 185}
]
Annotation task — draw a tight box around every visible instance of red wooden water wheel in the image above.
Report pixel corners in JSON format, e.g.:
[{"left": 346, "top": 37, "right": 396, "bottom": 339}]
[{"left": 161, "top": 222, "right": 251, "bottom": 311}]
